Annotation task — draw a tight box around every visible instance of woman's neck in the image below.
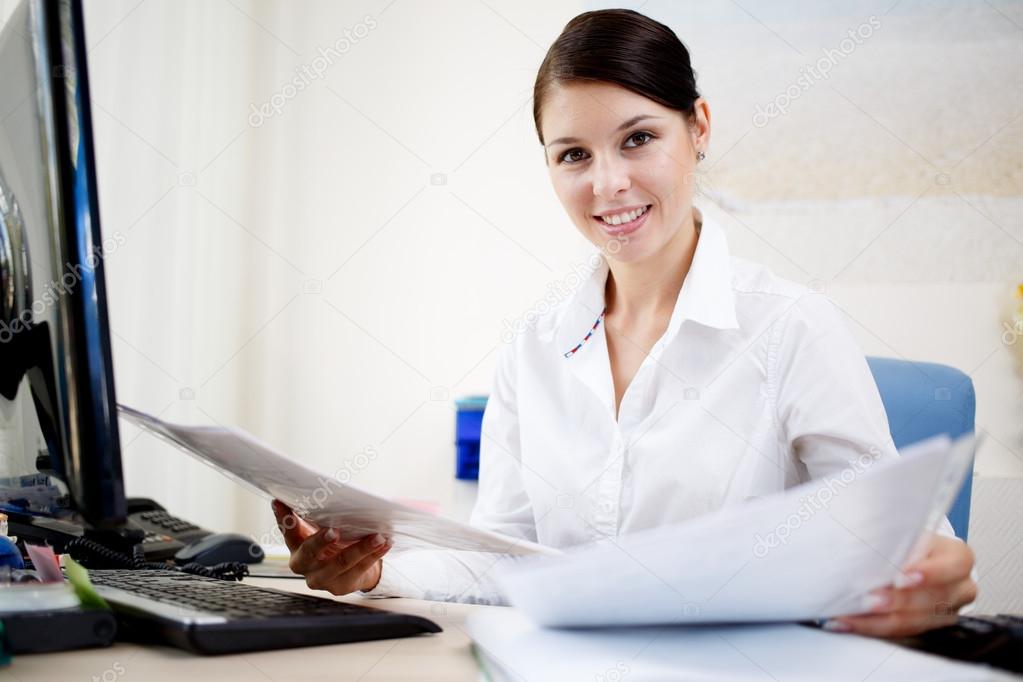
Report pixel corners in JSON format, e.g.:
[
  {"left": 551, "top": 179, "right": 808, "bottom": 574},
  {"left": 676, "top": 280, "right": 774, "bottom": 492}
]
[{"left": 604, "top": 209, "right": 700, "bottom": 322}]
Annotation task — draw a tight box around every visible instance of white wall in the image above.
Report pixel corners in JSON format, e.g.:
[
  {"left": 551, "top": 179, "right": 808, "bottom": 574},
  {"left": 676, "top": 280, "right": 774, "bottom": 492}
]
[{"left": 1, "top": 0, "right": 1019, "bottom": 609}]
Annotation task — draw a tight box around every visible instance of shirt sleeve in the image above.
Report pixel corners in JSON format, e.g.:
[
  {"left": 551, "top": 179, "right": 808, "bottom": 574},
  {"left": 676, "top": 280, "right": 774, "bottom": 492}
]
[
  {"left": 360, "top": 341, "right": 538, "bottom": 604},
  {"left": 771, "top": 293, "right": 958, "bottom": 538}
]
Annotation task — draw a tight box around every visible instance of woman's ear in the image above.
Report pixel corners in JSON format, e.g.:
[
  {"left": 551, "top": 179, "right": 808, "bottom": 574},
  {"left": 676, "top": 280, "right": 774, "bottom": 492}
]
[{"left": 691, "top": 97, "right": 711, "bottom": 157}]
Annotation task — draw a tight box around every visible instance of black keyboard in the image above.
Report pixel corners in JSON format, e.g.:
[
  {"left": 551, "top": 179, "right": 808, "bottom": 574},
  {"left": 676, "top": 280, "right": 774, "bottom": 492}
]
[
  {"left": 894, "top": 614, "right": 1023, "bottom": 674},
  {"left": 89, "top": 569, "right": 441, "bottom": 654}
]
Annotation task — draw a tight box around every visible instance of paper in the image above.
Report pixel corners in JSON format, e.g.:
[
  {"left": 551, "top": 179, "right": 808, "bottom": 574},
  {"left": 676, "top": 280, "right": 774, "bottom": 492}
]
[
  {"left": 466, "top": 607, "right": 1012, "bottom": 682},
  {"left": 24, "top": 543, "right": 61, "bottom": 582},
  {"left": 495, "top": 434, "right": 974, "bottom": 627},
  {"left": 117, "top": 405, "right": 557, "bottom": 557}
]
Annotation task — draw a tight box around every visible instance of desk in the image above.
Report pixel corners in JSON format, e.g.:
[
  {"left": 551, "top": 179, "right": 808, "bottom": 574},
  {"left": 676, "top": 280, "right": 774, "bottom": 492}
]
[
  {"left": 1, "top": 577, "right": 484, "bottom": 681},
  {"left": 4, "top": 578, "right": 1014, "bottom": 682}
]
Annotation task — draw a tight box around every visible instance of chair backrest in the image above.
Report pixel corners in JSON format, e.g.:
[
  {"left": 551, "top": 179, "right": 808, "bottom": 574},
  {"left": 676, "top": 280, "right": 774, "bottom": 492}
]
[{"left": 866, "top": 357, "right": 976, "bottom": 540}]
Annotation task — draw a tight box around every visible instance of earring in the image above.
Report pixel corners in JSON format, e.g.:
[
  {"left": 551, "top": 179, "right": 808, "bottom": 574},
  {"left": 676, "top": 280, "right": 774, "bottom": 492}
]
[{"left": 696, "top": 151, "right": 706, "bottom": 162}]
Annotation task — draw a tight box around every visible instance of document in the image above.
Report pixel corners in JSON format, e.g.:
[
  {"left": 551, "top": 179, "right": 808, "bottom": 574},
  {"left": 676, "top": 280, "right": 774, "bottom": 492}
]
[
  {"left": 467, "top": 607, "right": 1013, "bottom": 682},
  {"left": 494, "top": 434, "right": 974, "bottom": 627},
  {"left": 117, "top": 405, "right": 557, "bottom": 556}
]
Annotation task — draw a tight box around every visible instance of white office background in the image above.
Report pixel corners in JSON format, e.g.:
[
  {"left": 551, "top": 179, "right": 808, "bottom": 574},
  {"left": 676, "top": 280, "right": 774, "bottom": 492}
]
[{"left": 1, "top": 0, "right": 1020, "bottom": 611}]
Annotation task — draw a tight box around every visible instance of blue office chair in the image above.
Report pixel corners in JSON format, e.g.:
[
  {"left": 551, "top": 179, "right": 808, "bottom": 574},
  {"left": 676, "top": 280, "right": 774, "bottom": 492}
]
[{"left": 866, "top": 357, "right": 976, "bottom": 540}]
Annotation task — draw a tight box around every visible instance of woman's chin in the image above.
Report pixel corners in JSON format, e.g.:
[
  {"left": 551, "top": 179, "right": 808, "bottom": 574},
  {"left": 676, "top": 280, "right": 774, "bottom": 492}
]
[
  {"left": 606, "top": 248, "right": 649, "bottom": 264},
  {"left": 592, "top": 230, "right": 653, "bottom": 263}
]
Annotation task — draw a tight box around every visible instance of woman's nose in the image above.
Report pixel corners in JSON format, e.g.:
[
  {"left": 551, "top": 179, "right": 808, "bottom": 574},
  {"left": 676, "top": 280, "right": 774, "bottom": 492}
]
[{"left": 591, "top": 155, "right": 630, "bottom": 199}]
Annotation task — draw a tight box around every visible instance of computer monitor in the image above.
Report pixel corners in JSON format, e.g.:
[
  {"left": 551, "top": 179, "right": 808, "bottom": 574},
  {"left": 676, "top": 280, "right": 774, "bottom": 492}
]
[{"left": 0, "top": 0, "right": 126, "bottom": 529}]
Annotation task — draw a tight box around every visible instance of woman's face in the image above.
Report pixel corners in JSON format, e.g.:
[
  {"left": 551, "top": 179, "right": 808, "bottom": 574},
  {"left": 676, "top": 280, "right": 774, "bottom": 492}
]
[{"left": 540, "top": 81, "right": 709, "bottom": 263}]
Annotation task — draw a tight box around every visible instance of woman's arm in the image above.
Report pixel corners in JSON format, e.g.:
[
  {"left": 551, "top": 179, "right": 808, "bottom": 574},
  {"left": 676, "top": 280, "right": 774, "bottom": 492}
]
[{"left": 772, "top": 293, "right": 977, "bottom": 637}]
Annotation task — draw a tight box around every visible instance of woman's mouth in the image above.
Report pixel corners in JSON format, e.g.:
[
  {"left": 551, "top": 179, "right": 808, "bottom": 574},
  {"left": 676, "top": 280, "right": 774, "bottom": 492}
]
[{"left": 593, "top": 204, "right": 652, "bottom": 237}]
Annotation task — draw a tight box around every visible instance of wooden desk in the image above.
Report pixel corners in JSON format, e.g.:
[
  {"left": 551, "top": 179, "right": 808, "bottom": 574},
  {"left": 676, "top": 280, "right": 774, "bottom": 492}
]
[{"left": 1, "top": 577, "right": 486, "bottom": 681}]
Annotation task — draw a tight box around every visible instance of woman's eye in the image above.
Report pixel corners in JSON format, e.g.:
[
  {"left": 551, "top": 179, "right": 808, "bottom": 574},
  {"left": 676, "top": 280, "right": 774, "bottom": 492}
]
[
  {"left": 559, "top": 148, "right": 588, "bottom": 164},
  {"left": 625, "top": 131, "right": 654, "bottom": 148}
]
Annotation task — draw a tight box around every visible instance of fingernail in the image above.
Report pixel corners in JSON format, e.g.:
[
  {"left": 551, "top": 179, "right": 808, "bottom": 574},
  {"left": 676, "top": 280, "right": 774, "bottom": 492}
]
[
  {"left": 862, "top": 593, "right": 890, "bottom": 612},
  {"left": 370, "top": 533, "right": 385, "bottom": 547},
  {"left": 822, "top": 619, "right": 851, "bottom": 632},
  {"left": 324, "top": 528, "right": 337, "bottom": 542},
  {"left": 894, "top": 570, "right": 923, "bottom": 588}
]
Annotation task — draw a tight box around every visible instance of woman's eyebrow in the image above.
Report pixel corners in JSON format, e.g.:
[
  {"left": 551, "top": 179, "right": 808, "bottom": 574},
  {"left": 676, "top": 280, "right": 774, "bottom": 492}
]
[{"left": 545, "top": 114, "right": 663, "bottom": 148}]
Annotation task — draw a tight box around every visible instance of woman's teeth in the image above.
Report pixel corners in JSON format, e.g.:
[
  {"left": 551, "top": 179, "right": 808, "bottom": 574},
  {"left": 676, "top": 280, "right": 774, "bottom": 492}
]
[{"left": 600, "top": 205, "right": 648, "bottom": 225}]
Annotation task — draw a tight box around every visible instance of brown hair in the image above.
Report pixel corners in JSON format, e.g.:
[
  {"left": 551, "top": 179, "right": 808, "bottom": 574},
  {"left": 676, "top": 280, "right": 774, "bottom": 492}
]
[{"left": 532, "top": 9, "right": 701, "bottom": 145}]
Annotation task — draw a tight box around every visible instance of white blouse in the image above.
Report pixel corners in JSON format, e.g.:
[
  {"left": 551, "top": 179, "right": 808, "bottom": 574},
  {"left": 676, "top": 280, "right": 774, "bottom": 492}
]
[{"left": 367, "top": 207, "right": 954, "bottom": 604}]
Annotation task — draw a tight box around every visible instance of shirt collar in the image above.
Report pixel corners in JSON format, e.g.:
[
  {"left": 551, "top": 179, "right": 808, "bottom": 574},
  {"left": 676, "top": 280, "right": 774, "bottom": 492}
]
[
  {"left": 552, "top": 206, "right": 739, "bottom": 357},
  {"left": 669, "top": 207, "right": 740, "bottom": 333}
]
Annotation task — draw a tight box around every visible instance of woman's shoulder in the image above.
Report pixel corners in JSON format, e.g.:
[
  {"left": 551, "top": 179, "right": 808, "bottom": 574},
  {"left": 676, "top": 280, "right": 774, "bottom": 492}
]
[
  {"left": 728, "top": 256, "right": 848, "bottom": 336},
  {"left": 729, "top": 255, "right": 809, "bottom": 302}
]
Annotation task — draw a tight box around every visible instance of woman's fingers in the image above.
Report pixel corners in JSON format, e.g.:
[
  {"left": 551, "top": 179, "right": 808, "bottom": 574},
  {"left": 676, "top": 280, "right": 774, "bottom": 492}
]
[
  {"left": 335, "top": 534, "right": 389, "bottom": 573},
  {"left": 860, "top": 583, "right": 964, "bottom": 617},
  {"left": 346, "top": 543, "right": 391, "bottom": 592},
  {"left": 829, "top": 610, "right": 958, "bottom": 638},
  {"left": 301, "top": 535, "right": 393, "bottom": 593},
  {"left": 902, "top": 536, "right": 975, "bottom": 587},
  {"left": 289, "top": 526, "right": 345, "bottom": 574},
  {"left": 349, "top": 541, "right": 392, "bottom": 582},
  {"left": 271, "top": 499, "right": 319, "bottom": 553}
]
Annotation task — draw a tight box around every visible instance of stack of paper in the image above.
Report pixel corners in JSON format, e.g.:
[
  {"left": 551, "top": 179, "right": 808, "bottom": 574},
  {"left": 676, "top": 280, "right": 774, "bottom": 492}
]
[
  {"left": 493, "top": 434, "right": 974, "bottom": 627},
  {"left": 466, "top": 607, "right": 1013, "bottom": 682},
  {"left": 117, "top": 405, "right": 557, "bottom": 557}
]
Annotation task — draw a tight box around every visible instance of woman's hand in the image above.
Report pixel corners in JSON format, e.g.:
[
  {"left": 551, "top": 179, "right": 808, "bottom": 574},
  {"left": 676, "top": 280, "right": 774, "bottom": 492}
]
[
  {"left": 271, "top": 499, "right": 393, "bottom": 595},
  {"left": 825, "top": 533, "right": 977, "bottom": 638}
]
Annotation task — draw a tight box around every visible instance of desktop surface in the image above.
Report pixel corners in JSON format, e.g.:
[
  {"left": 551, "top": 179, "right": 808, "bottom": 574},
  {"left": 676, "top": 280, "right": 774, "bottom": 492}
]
[{"left": 4, "top": 577, "right": 1018, "bottom": 681}]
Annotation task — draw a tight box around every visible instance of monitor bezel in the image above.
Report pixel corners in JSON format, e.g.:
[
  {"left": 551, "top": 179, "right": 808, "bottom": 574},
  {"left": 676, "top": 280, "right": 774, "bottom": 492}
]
[{"left": 27, "top": 0, "right": 126, "bottom": 528}]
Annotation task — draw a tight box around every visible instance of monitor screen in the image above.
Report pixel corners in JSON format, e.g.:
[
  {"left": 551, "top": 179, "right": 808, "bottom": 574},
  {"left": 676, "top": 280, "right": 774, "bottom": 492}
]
[{"left": 0, "top": 0, "right": 126, "bottom": 528}]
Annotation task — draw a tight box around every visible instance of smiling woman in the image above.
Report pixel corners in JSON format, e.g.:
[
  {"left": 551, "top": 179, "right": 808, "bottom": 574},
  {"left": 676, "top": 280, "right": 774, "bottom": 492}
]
[{"left": 275, "top": 8, "right": 979, "bottom": 641}]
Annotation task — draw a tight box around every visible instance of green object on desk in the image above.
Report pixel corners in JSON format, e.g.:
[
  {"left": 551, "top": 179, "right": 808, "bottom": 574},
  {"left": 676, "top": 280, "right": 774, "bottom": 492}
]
[
  {"left": 470, "top": 644, "right": 496, "bottom": 682},
  {"left": 62, "top": 556, "right": 109, "bottom": 610}
]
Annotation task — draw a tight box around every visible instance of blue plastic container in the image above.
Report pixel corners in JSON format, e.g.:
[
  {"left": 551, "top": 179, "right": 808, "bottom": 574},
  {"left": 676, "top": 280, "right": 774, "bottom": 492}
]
[
  {"left": 454, "top": 396, "right": 488, "bottom": 480},
  {"left": 0, "top": 536, "right": 23, "bottom": 569}
]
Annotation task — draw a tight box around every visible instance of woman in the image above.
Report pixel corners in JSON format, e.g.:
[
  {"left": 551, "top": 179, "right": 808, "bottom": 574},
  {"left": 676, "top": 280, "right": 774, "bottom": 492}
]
[{"left": 273, "top": 8, "right": 977, "bottom": 638}]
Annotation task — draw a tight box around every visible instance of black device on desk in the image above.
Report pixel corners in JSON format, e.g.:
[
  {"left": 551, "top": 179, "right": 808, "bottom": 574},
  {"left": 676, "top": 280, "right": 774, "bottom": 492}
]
[
  {"left": 126, "top": 497, "right": 212, "bottom": 546},
  {"left": 896, "top": 614, "right": 1023, "bottom": 675},
  {"left": 0, "top": 0, "right": 439, "bottom": 655},
  {"left": 126, "top": 497, "right": 265, "bottom": 565},
  {"left": 7, "top": 493, "right": 263, "bottom": 565}
]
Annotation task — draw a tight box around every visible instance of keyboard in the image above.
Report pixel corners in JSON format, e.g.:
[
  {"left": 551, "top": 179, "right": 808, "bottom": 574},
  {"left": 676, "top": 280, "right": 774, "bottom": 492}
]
[
  {"left": 88, "top": 569, "right": 441, "bottom": 654},
  {"left": 895, "top": 614, "right": 1023, "bottom": 674}
]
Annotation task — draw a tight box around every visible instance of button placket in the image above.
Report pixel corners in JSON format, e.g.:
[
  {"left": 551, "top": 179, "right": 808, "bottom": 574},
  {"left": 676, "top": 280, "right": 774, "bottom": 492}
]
[{"left": 593, "top": 428, "right": 626, "bottom": 537}]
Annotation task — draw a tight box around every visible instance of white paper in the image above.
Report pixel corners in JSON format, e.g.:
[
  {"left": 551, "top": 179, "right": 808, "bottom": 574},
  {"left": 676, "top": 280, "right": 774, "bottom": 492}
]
[
  {"left": 117, "top": 405, "right": 558, "bottom": 557},
  {"left": 467, "top": 607, "right": 1012, "bottom": 682},
  {"left": 495, "top": 434, "right": 975, "bottom": 627}
]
